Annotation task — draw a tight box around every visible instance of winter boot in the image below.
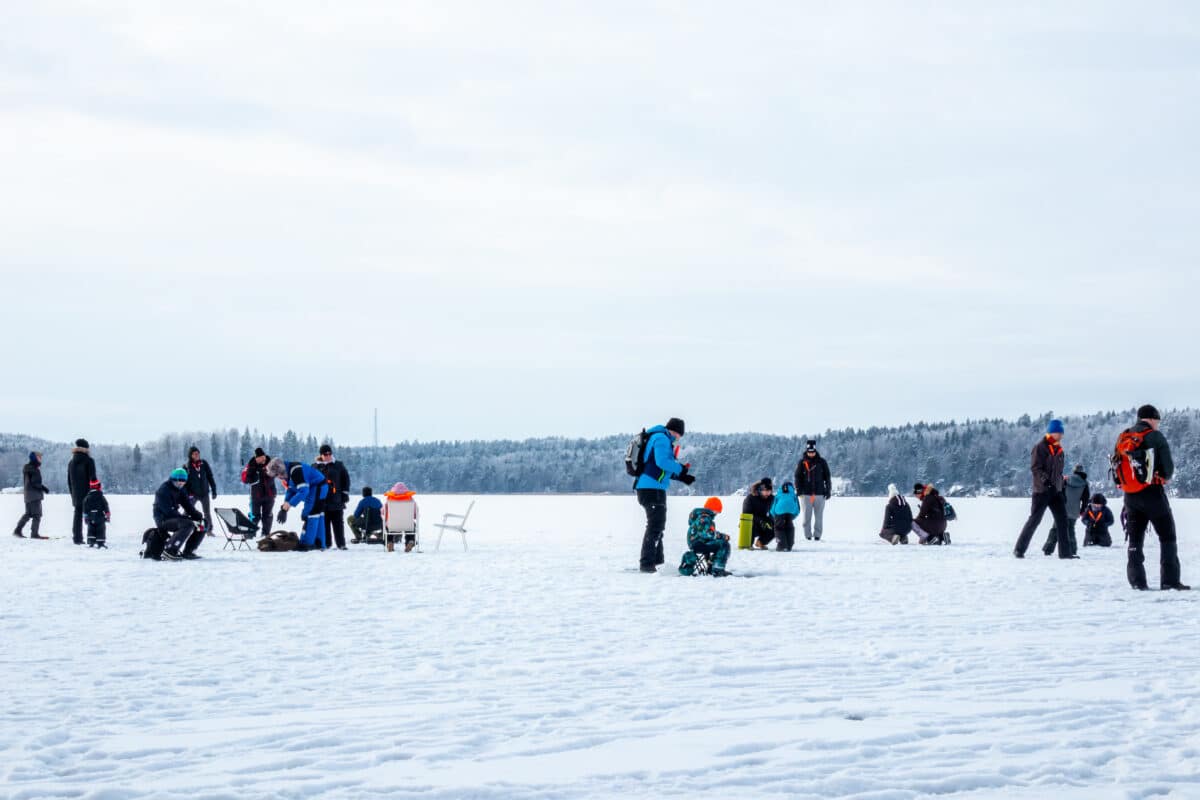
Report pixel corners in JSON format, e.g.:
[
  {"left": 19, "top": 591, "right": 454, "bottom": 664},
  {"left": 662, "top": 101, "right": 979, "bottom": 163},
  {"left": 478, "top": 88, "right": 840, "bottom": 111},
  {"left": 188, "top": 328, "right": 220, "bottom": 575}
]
[
  {"left": 13, "top": 529, "right": 24, "bottom": 538},
  {"left": 710, "top": 567, "right": 731, "bottom": 577},
  {"left": 1160, "top": 540, "right": 1188, "bottom": 590},
  {"left": 1127, "top": 553, "right": 1149, "bottom": 590}
]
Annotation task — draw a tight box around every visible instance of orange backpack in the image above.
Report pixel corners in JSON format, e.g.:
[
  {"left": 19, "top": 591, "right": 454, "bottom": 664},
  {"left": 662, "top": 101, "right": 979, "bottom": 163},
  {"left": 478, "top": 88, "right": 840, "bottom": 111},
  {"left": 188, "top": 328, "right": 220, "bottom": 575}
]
[{"left": 1109, "top": 428, "right": 1158, "bottom": 493}]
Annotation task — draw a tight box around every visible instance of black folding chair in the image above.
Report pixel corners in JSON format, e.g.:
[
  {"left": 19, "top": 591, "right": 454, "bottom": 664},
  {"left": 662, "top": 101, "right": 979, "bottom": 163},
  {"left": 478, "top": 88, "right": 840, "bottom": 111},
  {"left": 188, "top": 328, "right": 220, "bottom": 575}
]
[{"left": 214, "top": 507, "right": 258, "bottom": 551}]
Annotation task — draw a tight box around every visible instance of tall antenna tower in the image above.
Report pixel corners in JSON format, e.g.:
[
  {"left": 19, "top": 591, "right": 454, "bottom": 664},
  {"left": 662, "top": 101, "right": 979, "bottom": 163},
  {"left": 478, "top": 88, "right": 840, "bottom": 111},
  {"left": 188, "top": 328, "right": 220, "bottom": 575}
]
[{"left": 373, "top": 408, "right": 379, "bottom": 449}]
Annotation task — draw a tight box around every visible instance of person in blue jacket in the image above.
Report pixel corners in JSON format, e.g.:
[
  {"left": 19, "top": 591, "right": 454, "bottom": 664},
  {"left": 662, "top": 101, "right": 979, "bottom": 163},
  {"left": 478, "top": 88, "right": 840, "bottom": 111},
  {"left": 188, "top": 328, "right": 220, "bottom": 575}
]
[
  {"left": 770, "top": 480, "right": 801, "bottom": 551},
  {"left": 266, "top": 457, "right": 328, "bottom": 550},
  {"left": 348, "top": 486, "right": 384, "bottom": 543},
  {"left": 634, "top": 417, "right": 695, "bottom": 572}
]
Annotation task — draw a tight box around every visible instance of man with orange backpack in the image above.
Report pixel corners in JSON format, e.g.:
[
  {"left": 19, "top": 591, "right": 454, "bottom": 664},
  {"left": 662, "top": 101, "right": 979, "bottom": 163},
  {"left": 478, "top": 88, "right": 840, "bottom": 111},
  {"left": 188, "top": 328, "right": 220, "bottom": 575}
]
[
  {"left": 1115, "top": 405, "right": 1189, "bottom": 591},
  {"left": 1013, "top": 419, "right": 1076, "bottom": 559}
]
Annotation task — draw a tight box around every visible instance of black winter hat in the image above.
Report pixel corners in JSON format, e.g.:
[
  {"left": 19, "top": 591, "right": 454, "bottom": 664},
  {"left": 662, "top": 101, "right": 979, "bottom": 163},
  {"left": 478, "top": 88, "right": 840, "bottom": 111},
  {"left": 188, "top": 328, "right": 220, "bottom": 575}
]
[
  {"left": 1091, "top": 493, "right": 1106, "bottom": 505},
  {"left": 760, "top": 477, "right": 773, "bottom": 490},
  {"left": 1137, "top": 404, "right": 1161, "bottom": 420},
  {"left": 319, "top": 444, "right": 333, "bottom": 455},
  {"left": 913, "top": 482, "right": 925, "bottom": 494},
  {"left": 188, "top": 446, "right": 200, "bottom": 456},
  {"left": 254, "top": 447, "right": 266, "bottom": 458},
  {"left": 75, "top": 438, "right": 89, "bottom": 448},
  {"left": 665, "top": 418, "right": 686, "bottom": 436},
  {"left": 806, "top": 440, "right": 817, "bottom": 451},
  {"left": 362, "top": 486, "right": 373, "bottom": 497}
]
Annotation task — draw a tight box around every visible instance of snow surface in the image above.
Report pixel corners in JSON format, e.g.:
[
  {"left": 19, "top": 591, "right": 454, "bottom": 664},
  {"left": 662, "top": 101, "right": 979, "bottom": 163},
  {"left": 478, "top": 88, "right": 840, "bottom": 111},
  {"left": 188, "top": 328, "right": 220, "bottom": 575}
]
[{"left": 2, "top": 493, "right": 1199, "bottom": 799}]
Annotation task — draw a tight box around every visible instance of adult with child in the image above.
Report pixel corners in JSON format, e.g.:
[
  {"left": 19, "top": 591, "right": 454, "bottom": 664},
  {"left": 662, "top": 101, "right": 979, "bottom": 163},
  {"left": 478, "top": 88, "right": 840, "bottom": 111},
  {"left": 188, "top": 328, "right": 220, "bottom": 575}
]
[
  {"left": 1082, "top": 494, "right": 1115, "bottom": 547},
  {"left": 1043, "top": 464, "right": 1089, "bottom": 557},
  {"left": 1012, "top": 419, "right": 1075, "bottom": 559},
  {"left": 266, "top": 458, "right": 329, "bottom": 551},
  {"left": 13, "top": 451, "right": 50, "bottom": 539},
  {"left": 912, "top": 483, "right": 948, "bottom": 545},
  {"left": 183, "top": 446, "right": 218, "bottom": 534},
  {"left": 83, "top": 479, "right": 110, "bottom": 548},
  {"left": 879, "top": 483, "right": 913, "bottom": 544},
  {"left": 67, "top": 438, "right": 97, "bottom": 545},
  {"left": 243, "top": 448, "right": 277, "bottom": 537},
  {"left": 743, "top": 477, "right": 776, "bottom": 549},
  {"left": 156, "top": 468, "right": 206, "bottom": 560},
  {"left": 315, "top": 444, "right": 351, "bottom": 550},
  {"left": 770, "top": 480, "right": 800, "bottom": 551},
  {"left": 794, "top": 440, "right": 831, "bottom": 541},
  {"left": 634, "top": 417, "right": 694, "bottom": 573},
  {"left": 1118, "top": 405, "right": 1189, "bottom": 591}
]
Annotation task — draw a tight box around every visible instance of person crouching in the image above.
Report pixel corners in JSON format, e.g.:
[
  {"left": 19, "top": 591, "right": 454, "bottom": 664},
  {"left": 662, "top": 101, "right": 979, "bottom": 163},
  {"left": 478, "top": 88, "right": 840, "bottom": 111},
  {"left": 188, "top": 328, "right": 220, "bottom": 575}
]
[
  {"left": 266, "top": 458, "right": 328, "bottom": 550},
  {"left": 879, "top": 483, "right": 913, "bottom": 544},
  {"left": 912, "top": 483, "right": 947, "bottom": 545},
  {"left": 680, "top": 497, "right": 731, "bottom": 577},
  {"left": 157, "top": 468, "right": 206, "bottom": 560},
  {"left": 1082, "top": 493, "right": 1115, "bottom": 547}
]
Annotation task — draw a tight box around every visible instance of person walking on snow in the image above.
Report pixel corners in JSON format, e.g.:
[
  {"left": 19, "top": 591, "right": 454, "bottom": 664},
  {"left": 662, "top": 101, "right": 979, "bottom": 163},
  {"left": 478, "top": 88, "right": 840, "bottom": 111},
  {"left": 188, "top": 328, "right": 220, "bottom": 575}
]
[
  {"left": 83, "top": 479, "right": 110, "bottom": 548},
  {"left": 13, "top": 452, "right": 50, "bottom": 539},
  {"left": 1044, "top": 464, "right": 1089, "bottom": 556},
  {"left": 67, "top": 438, "right": 97, "bottom": 545},
  {"left": 183, "top": 446, "right": 218, "bottom": 534},
  {"left": 1012, "top": 419, "right": 1076, "bottom": 559},
  {"left": 266, "top": 458, "right": 329, "bottom": 550},
  {"left": 1120, "top": 405, "right": 1189, "bottom": 591},
  {"left": 794, "top": 440, "right": 831, "bottom": 541},
  {"left": 634, "top": 417, "right": 694, "bottom": 573},
  {"left": 315, "top": 444, "right": 351, "bottom": 550},
  {"left": 243, "top": 448, "right": 277, "bottom": 537},
  {"left": 156, "top": 468, "right": 206, "bottom": 560},
  {"left": 743, "top": 477, "right": 775, "bottom": 549},
  {"left": 770, "top": 480, "right": 801, "bottom": 551}
]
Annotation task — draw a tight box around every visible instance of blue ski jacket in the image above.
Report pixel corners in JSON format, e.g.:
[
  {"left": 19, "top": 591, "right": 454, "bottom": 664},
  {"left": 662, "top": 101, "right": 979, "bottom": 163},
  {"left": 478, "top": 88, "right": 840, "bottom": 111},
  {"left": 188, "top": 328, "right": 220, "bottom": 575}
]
[
  {"left": 634, "top": 426, "right": 686, "bottom": 491},
  {"left": 353, "top": 496, "right": 383, "bottom": 518},
  {"left": 284, "top": 462, "right": 329, "bottom": 514}
]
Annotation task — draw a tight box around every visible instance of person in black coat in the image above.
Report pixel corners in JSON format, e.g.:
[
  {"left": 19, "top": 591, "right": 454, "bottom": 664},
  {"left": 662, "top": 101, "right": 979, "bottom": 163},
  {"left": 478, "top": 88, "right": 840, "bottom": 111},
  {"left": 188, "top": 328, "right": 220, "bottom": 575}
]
[
  {"left": 742, "top": 477, "right": 775, "bottom": 549},
  {"left": 155, "top": 469, "right": 206, "bottom": 560},
  {"left": 879, "top": 483, "right": 913, "bottom": 544},
  {"left": 67, "top": 439, "right": 97, "bottom": 545},
  {"left": 1081, "top": 493, "right": 1115, "bottom": 548},
  {"left": 912, "top": 483, "right": 947, "bottom": 545},
  {"left": 794, "top": 440, "right": 832, "bottom": 540},
  {"left": 314, "top": 444, "right": 352, "bottom": 550},
  {"left": 83, "top": 479, "right": 111, "bottom": 548},
  {"left": 14, "top": 451, "right": 50, "bottom": 538},
  {"left": 1012, "top": 419, "right": 1074, "bottom": 559},
  {"left": 1122, "top": 406, "right": 1189, "bottom": 590},
  {"left": 183, "top": 446, "right": 218, "bottom": 534},
  {"left": 244, "top": 448, "right": 277, "bottom": 537}
]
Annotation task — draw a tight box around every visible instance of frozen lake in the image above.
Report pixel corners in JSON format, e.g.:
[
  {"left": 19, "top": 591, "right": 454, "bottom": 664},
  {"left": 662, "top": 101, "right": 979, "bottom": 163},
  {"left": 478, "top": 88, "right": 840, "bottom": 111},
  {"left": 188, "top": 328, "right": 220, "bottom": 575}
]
[{"left": 2, "top": 493, "right": 1198, "bottom": 799}]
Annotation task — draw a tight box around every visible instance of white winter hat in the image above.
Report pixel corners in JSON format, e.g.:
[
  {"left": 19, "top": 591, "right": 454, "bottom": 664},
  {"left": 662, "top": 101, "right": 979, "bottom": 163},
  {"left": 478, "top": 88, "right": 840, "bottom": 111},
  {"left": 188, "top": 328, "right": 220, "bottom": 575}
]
[{"left": 887, "top": 483, "right": 899, "bottom": 498}]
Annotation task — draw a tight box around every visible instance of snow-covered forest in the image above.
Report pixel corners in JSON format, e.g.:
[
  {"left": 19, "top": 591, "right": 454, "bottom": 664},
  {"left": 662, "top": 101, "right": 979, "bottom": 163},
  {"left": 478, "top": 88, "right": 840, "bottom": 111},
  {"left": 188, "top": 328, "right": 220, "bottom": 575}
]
[{"left": 5, "top": 408, "right": 1200, "bottom": 497}]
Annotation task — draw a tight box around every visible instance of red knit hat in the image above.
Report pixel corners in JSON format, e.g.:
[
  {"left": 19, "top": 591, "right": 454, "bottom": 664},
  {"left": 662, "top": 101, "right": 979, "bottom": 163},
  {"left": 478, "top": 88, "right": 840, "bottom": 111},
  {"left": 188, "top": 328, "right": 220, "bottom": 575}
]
[
  {"left": 703, "top": 497, "right": 723, "bottom": 514},
  {"left": 89, "top": 479, "right": 102, "bottom": 491}
]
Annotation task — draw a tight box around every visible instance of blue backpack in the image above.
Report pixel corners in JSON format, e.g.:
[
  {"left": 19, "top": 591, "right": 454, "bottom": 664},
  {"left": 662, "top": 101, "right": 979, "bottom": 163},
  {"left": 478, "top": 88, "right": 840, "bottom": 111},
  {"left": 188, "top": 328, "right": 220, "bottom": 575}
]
[{"left": 943, "top": 500, "right": 957, "bottom": 522}]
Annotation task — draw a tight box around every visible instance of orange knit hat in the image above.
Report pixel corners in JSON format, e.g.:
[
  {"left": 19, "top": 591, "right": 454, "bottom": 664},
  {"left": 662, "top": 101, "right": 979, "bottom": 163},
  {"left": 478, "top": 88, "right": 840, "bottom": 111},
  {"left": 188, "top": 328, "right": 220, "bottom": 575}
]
[{"left": 703, "top": 497, "right": 723, "bottom": 514}]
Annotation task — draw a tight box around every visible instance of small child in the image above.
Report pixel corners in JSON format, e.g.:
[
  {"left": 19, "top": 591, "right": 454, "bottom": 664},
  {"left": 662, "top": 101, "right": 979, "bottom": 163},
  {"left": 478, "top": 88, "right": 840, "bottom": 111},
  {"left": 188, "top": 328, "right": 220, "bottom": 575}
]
[
  {"left": 770, "top": 481, "right": 800, "bottom": 551},
  {"left": 1081, "top": 493, "right": 1115, "bottom": 547},
  {"left": 83, "top": 479, "right": 110, "bottom": 548},
  {"left": 679, "top": 497, "right": 731, "bottom": 577}
]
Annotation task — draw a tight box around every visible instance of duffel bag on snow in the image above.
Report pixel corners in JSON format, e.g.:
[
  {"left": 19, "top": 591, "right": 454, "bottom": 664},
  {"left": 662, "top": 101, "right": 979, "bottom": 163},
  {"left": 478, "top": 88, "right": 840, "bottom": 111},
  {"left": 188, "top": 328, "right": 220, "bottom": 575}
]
[
  {"left": 140, "top": 527, "right": 168, "bottom": 560},
  {"left": 257, "top": 531, "right": 301, "bottom": 552}
]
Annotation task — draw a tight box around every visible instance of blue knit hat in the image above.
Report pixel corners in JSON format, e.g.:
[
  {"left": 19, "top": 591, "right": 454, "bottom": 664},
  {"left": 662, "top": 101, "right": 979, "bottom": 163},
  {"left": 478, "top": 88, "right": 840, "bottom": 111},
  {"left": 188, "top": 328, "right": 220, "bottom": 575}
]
[
  {"left": 28, "top": 451, "right": 40, "bottom": 463},
  {"left": 1047, "top": 419, "right": 1065, "bottom": 435}
]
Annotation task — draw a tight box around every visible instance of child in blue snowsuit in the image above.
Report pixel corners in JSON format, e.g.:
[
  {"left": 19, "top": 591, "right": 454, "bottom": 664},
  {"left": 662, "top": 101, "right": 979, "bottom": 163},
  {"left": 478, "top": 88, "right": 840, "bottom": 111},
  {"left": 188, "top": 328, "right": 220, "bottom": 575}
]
[
  {"left": 770, "top": 480, "right": 801, "bottom": 551},
  {"left": 679, "top": 497, "right": 731, "bottom": 576},
  {"left": 267, "top": 458, "right": 328, "bottom": 550}
]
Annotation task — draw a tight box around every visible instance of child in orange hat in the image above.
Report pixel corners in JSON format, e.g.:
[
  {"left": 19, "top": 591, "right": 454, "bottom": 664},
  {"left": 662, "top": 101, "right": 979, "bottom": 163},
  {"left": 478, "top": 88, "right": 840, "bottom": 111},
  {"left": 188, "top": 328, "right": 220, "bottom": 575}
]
[{"left": 679, "top": 497, "right": 731, "bottom": 576}]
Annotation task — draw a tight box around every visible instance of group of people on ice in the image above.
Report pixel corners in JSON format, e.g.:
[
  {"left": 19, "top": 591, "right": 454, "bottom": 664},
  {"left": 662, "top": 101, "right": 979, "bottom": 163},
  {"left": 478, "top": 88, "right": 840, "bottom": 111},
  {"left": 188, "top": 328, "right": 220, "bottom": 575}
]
[{"left": 12, "top": 439, "right": 111, "bottom": 547}]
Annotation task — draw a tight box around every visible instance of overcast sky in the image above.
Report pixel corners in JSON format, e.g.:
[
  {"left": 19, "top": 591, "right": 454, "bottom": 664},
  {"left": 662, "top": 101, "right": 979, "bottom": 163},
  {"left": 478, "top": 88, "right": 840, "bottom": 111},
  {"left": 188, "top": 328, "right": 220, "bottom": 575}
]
[{"left": 4, "top": 1, "right": 1199, "bottom": 446}]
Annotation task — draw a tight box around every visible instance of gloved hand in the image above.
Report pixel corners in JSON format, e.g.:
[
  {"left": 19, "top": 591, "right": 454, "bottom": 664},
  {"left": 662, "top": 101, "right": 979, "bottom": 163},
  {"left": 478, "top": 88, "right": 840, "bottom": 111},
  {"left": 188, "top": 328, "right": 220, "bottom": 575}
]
[
  {"left": 276, "top": 508, "right": 288, "bottom": 524},
  {"left": 42, "top": 488, "right": 50, "bottom": 495},
  {"left": 105, "top": 513, "right": 111, "bottom": 522},
  {"left": 679, "top": 472, "right": 696, "bottom": 486},
  {"left": 212, "top": 489, "right": 218, "bottom": 499},
  {"left": 824, "top": 493, "right": 831, "bottom": 500}
]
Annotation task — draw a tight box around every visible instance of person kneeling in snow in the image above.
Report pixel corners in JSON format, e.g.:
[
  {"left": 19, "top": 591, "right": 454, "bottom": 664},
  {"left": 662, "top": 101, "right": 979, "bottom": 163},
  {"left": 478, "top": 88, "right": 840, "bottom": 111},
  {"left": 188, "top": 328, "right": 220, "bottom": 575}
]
[
  {"left": 912, "top": 483, "right": 948, "bottom": 545},
  {"left": 770, "top": 481, "right": 800, "bottom": 551},
  {"left": 157, "top": 468, "right": 206, "bottom": 560},
  {"left": 679, "top": 497, "right": 731, "bottom": 577},
  {"left": 266, "top": 458, "right": 328, "bottom": 550},
  {"left": 1082, "top": 493, "right": 1115, "bottom": 547},
  {"left": 879, "top": 483, "right": 913, "bottom": 544}
]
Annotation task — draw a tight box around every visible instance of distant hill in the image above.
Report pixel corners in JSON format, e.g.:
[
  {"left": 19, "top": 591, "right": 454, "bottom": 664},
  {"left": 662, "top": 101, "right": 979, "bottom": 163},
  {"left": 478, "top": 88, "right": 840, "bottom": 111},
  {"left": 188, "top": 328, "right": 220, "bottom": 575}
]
[{"left": 4, "top": 408, "right": 1198, "bottom": 497}]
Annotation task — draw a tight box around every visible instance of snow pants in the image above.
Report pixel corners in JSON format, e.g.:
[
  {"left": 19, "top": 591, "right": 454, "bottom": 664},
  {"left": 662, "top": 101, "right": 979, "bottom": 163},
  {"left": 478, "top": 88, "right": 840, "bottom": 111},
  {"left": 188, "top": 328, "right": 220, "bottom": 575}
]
[
  {"left": 162, "top": 518, "right": 196, "bottom": 554},
  {"left": 86, "top": 520, "right": 106, "bottom": 547},
  {"left": 1043, "top": 517, "right": 1078, "bottom": 556},
  {"left": 72, "top": 501, "right": 84, "bottom": 543},
  {"left": 325, "top": 508, "right": 346, "bottom": 549},
  {"left": 801, "top": 495, "right": 826, "bottom": 540},
  {"left": 14, "top": 500, "right": 42, "bottom": 537},
  {"left": 637, "top": 489, "right": 667, "bottom": 569},
  {"left": 1014, "top": 490, "right": 1071, "bottom": 558},
  {"left": 1084, "top": 523, "right": 1112, "bottom": 547},
  {"left": 251, "top": 497, "right": 275, "bottom": 537},
  {"left": 1125, "top": 488, "right": 1182, "bottom": 589},
  {"left": 774, "top": 514, "right": 796, "bottom": 550},
  {"left": 692, "top": 537, "right": 730, "bottom": 571}
]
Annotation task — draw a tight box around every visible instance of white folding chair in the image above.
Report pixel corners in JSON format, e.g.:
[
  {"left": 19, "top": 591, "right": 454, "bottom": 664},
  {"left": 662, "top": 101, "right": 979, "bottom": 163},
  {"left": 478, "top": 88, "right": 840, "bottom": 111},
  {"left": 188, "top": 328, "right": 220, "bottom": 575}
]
[
  {"left": 434, "top": 500, "right": 474, "bottom": 551},
  {"left": 385, "top": 498, "right": 419, "bottom": 552}
]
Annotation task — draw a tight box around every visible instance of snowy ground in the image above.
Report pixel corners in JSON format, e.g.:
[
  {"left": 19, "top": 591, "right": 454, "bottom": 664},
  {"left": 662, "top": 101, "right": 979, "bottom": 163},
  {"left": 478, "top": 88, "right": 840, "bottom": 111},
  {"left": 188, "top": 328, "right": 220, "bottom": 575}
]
[{"left": 2, "top": 493, "right": 1198, "bottom": 799}]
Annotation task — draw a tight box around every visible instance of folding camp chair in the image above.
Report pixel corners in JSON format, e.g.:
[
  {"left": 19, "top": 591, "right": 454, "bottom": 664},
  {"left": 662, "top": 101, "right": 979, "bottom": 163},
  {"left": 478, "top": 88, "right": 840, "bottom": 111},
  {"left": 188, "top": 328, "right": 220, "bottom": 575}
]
[
  {"left": 357, "top": 505, "right": 386, "bottom": 545},
  {"left": 214, "top": 507, "right": 258, "bottom": 551},
  {"left": 434, "top": 500, "right": 475, "bottom": 551},
  {"left": 384, "top": 497, "right": 419, "bottom": 552}
]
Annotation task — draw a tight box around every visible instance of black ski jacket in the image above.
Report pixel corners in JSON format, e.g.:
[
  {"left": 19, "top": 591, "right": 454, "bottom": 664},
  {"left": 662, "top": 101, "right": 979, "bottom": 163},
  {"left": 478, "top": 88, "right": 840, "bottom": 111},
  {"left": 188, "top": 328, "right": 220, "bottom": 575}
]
[
  {"left": 244, "top": 457, "right": 277, "bottom": 503},
  {"left": 315, "top": 460, "right": 351, "bottom": 511},
  {"left": 184, "top": 459, "right": 218, "bottom": 498},
  {"left": 794, "top": 454, "right": 831, "bottom": 498},
  {"left": 881, "top": 495, "right": 913, "bottom": 536},
  {"left": 154, "top": 481, "right": 203, "bottom": 527},
  {"left": 67, "top": 449, "right": 97, "bottom": 504},
  {"left": 1030, "top": 436, "right": 1065, "bottom": 495}
]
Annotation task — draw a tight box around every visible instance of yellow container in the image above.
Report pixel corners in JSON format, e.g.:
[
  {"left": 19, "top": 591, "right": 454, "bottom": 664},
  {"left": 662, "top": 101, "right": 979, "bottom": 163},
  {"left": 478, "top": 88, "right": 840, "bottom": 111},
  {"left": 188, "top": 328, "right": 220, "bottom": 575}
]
[{"left": 738, "top": 513, "right": 754, "bottom": 550}]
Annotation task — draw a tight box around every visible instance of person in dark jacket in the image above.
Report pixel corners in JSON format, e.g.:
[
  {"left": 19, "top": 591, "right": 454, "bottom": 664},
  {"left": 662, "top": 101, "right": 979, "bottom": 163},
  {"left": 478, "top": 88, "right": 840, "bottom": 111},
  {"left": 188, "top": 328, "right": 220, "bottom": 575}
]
[
  {"left": 14, "top": 451, "right": 51, "bottom": 538},
  {"left": 1044, "top": 464, "right": 1089, "bottom": 556},
  {"left": 67, "top": 439, "right": 97, "bottom": 544},
  {"left": 1122, "top": 406, "right": 1189, "bottom": 590},
  {"left": 794, "top": 440, "right": 832, "bottom": 541},
  {"left": 349, "top": 487, "right": 384, "bottom": 543},
  {"left": 742, "top": 477, "right": 775, "bottom": 549},
  {"left": 1013, "top": 419, "right": 1075, "bottom": 559},
  {"left": 1082, "top": 493, "right": 1115, "bottom": 547},
  {"left": 770, "top": 480, "right": 801, "bottom": 551},
  {"left": 633, "top": 417, "right": 694, "bottom": 573},
  {"left": 156, "top": 468, "right": 206, "bottom": 560},
  {"left": 912, "top": 483, "right": 947, "bottom": 544},
  {"left": 879, "top": 483, "right": 913, "bottom": 544},
  {"left": 315, "top": 444, "right": 351, "bottom": 550},
  {"left": 83, "top": 479, "right": 111, "bottom": 548},
  {"left": 183, "top": 446, "right": 218, "bottom": 534},
  {"left": 243, "top": 448, "right": 277, "bottom": 537}
]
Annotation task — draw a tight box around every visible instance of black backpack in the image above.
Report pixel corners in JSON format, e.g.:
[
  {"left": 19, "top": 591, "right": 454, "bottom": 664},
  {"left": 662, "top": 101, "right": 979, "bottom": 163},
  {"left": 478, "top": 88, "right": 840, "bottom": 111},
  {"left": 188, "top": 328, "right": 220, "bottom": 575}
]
[
  {"left": 140, "top": 527, "right": 168, "bottom": 560},
  {"left": 624, "top": 429, "right": 652, "bottom": 477}
]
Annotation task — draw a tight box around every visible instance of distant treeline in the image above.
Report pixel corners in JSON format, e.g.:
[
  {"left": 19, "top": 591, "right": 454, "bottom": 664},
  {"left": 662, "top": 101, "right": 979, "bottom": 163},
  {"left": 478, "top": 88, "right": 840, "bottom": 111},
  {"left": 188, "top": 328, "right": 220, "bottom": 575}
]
[{"left": 4, "top": 408, "right": 1200, "bottom": 497}]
